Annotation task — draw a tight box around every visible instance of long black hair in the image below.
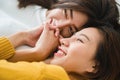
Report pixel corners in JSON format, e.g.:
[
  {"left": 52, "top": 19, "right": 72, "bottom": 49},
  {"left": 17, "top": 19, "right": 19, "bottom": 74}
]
[
  {"left": 51, "top": 0, "right": 120, "bottom": 33},
  {"left": 86, "top": 26, "right": 120, "bottom": 80},
  {"left": 18, "top": 0, "right": 58, "bottom": 9}
]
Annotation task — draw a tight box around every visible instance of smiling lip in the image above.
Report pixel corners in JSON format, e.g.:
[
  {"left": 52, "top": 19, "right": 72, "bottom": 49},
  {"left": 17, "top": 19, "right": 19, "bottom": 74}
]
[
  {"left": 58, "top": 47, "right": 67, "bottom": 55},
  {"left": 54, "top": 47, "right": 67, "bottom": 57}
]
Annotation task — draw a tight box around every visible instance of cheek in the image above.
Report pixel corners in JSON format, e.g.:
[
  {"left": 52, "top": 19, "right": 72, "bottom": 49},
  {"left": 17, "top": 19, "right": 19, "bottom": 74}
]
[
  {"left": 79, "top": 17, "right": 88, "bottom": 25},
  {"left": 68, "top": 44, "right": 88, "bottom": 60},
  {"left": 46, "top": 10, "right": 64, "bottom": 21},
  {"left": 68, "top": 46, "right": 90, "bottom": 66},
  {"left": 74, "top": 15, "right": 88, "bottom": 28},
  {"left": 68, "top": 44, "right": 84, "bottom": 55},
  {"left": 67, "top": 49, "right": 80, "bottom": 63}
]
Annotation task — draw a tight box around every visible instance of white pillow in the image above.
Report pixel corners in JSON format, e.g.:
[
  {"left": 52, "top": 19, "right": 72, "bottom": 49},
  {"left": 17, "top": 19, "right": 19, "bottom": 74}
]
[
  {"left": 0, "top": 0, "right": 47, "bottom": 28},
  {"left": 0, "top": 10, "right": 29, "bottom": 36},
  {"left": 0, "top": 0, "right": 47, "bottom": 49}
]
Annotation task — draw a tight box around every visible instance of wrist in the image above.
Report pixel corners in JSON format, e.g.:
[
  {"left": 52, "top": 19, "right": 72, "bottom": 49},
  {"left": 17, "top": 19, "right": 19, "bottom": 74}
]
[
  {"left": 8, "top": 32, "right": 25, "bottom": 48},
  {"left": 15, "top": 32, "right": 26, "bottom": 47},
  {"left": 33, "top": 46, "right": 49, "bottom": 61}
]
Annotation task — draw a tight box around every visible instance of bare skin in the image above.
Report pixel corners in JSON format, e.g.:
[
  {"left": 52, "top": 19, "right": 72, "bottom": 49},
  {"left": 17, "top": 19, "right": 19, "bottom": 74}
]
[{"left": 8, "top": 23, "right": 59, "bottom": 61}]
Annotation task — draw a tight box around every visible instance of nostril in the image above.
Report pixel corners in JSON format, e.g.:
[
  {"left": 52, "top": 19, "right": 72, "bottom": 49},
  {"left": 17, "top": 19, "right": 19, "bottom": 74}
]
[
  {"left": 60, "top": 37, "right": 70, "bottom": 47},
  {"left": 61, "top": 42, "right": 65, "bottom": 45}
]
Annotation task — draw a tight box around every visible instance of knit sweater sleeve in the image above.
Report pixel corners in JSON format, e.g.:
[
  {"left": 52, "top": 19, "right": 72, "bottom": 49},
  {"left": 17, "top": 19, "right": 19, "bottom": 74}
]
[
  {"left": 0, "top": 37, "right": 15, "bottom": 59},
  {"left": 0, "top": 61, "right": 70, "bottom": 80},
  {"left": 42, "top": 63, "right": 70, "bottom": 80}
]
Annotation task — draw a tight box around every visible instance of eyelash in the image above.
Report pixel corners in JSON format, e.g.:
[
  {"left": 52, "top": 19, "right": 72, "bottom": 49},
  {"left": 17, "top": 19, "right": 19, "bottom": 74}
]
[
  {"left": 69, "top": 26, "right": 75, "bottom": 36},
  {"left": 77, "top": 38, "right": 84, "bottom": 43}
]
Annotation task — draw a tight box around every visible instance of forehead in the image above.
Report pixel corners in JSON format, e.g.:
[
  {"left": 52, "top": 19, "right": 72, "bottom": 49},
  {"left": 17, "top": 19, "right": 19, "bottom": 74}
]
[
  {"left": 63, "top": 9, "right": 88, "bottom": 30},
  {"left": 75, "top": 27, "right": 103, "bottom": 42}
]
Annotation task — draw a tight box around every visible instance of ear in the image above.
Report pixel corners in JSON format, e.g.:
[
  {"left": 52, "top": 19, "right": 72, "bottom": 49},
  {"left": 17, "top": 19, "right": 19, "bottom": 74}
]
[
  {"left": 86, "top": 66, "right": 95, "bottom": 73},
  {"left": 86, "top": 61, "right": 97, "bottom": 73}
]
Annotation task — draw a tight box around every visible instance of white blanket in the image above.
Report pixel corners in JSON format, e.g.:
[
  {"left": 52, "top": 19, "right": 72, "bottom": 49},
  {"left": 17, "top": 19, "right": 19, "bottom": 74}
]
[
  {"left": 0, "top": 0, "right": 47, "bottom": 49},
  {"left": 0, "top": 0, "right": 47, "bottom": 36}
]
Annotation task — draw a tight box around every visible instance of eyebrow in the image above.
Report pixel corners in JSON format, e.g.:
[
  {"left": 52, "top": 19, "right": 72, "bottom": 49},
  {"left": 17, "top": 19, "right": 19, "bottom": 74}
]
[
  {"left": 64, "top": 9, "right": 68, "bottom": 19},
  {"left": 64, "top": 9, "right": 79, "bottom": 32},
  {"left": 64, "top": 9, "right": 73, "bottom": 19},
  {"left": 70, "top": 9, "right": 73, "bottom": 19},
  {"left": 79, "top": 34, "right": 90, "bottom": 41}
]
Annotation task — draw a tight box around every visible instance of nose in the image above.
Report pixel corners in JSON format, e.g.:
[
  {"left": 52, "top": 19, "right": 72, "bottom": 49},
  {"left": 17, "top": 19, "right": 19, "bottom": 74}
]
[{"left": 60, "top": 37, "right": 70, "bottom": 47}]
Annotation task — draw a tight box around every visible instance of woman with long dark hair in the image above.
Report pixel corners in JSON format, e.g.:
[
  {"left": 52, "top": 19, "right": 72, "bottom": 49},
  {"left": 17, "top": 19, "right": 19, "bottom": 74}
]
[
  {"left": 0, "top": 24, "right": 120, "bottom": 80},
  {"left": 18, "top": 0, "right": 120, "bottom": 34}
]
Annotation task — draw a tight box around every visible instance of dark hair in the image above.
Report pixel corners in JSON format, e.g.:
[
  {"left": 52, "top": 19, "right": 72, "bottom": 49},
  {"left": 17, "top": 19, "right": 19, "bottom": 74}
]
[
  {"left": 51, "top": 0, "right": 120, "bottom": 33},
  {"left": 87, "top": 26, "right": 120, "bottom": 80},
  {"left": 18, "top": 0, "right": 58, "bottom": 9}
]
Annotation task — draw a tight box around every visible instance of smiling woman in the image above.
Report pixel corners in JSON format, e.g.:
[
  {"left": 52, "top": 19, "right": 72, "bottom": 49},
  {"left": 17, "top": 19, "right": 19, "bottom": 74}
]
[
  {"left": 49, "top": 26, "right": 120, "bottom": 80},
  {"left": 0, "top": 25, "right": 120, "bottom": 80},
  {"left": 51, "top": 27, "right": 102, "bottom": 73}
]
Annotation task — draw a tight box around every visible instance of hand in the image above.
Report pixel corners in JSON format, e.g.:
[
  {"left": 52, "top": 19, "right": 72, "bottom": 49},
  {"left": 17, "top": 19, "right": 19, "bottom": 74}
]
[
  {"left": 23, "top": 26, "right": 43, "bottom": 47},
  {"left": 34, "top": 23, "right": 59, "bottom": 60},
  {"left": 8, "top": 23, "right": 59, "bottom": 62},
  {"left": 8, "top": 25, "right": 43, "bottom": 48}
]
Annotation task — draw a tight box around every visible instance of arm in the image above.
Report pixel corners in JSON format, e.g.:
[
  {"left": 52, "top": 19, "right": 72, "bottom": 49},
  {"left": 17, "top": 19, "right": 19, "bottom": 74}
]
[
  {"left": 0, "top": 26, "right": 43, "bottom": 60},
  {"left": 0, "top": 60, "right": 69, "bottom": 80},
  {"left": 0, "top": 37, "right": 15, "bottom": 59},
  {"left": 8, "top": 26, "right": 43, "bottom": 48},
  {"left": 8, "top": 23, "right": 59, "bottom": 62}
]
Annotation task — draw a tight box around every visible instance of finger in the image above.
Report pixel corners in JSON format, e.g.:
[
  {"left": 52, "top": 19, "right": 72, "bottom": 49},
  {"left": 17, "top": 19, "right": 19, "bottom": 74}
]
[
  {"left": 47, "top": 18, "right": 52, "bottom": 24},
  {"left": 56, "top": 21, "right": 70, "bottom": 28},
  {"left": 44, "top": 23, "right": 50, "bottom": 31},
  {"left": 49, "top": 21, "right": 70, "bottom": 30},
  {"left": 49, "top": 26, "right": 57, "bottom": 30},
  {"left": 55, "top": 28, "right": 60, "bottom": 37}
]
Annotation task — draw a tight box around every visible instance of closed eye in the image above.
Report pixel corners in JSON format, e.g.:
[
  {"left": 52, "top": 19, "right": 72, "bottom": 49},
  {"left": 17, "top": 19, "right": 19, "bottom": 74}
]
[
  {"left": 68, "top": 26, "right": 76, "bottom": 36},
  {"left": 77, "top": 38, "right": 84, "bottom": 43},
  {"left": 68, "top": 27, "right": 73, "bottom": 35}
]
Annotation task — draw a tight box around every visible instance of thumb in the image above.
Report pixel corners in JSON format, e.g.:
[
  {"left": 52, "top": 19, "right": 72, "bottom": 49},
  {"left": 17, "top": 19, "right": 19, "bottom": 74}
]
[
  {"left": 44, "top": 23, "right": 50, "bottom": 31},
  {"left": 55, "top": 28, "right": 60, "bottom": 38}
]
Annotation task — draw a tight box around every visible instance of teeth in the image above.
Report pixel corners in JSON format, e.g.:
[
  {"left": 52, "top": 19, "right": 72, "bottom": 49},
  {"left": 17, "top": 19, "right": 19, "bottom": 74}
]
[{"left": 58, "top": 50, "right": 66, "bottom": 55}]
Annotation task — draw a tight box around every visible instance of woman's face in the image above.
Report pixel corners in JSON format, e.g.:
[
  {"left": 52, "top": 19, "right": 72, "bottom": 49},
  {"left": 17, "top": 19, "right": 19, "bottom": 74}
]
[
  {"left": 46, "top": 9, "right": 88, "bottom": 37},
  {"left": 50, "top": 27, "right": 103, "bottom": 74}
]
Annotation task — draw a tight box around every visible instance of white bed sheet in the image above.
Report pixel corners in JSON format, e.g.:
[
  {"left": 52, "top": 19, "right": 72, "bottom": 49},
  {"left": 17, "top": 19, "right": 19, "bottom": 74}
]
[
  {"left": 0, "top": 0, "right": 47, "bottom": 49},
  {"left": 0, "top": 0, "right": 47, "bottom": 36}
]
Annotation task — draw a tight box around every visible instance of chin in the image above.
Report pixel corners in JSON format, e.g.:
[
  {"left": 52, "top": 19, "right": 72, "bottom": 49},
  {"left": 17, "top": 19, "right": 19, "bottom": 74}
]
[{"left": 50, "top": 59, "right": 57, "bottom": 64}]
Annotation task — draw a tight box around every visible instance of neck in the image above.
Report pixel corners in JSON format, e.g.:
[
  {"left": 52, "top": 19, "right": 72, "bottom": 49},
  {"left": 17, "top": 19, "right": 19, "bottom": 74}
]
[{"left": 68, "top": 72, "right": 89, "bottom": 80}]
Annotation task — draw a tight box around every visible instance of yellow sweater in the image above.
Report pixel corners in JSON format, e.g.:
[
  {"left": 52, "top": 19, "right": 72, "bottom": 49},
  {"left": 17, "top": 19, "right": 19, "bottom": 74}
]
[
  {"left": 0, "top": 37, "right": 70, "bottom": 80},
  {"left": 0, "top": 37, "right": 15, "bottom": 59},
  {"left": 0, "top": 60, "right": 70, "bottom": 80}
]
